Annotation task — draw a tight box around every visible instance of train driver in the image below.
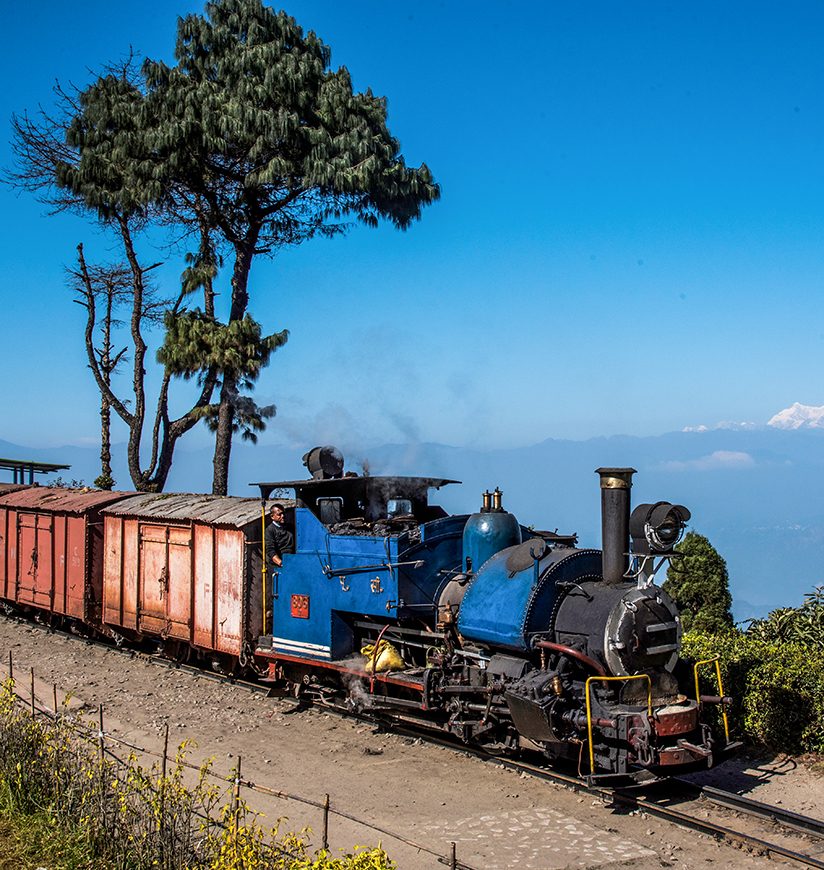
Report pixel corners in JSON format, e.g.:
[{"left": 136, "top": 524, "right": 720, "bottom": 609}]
[{"left": 264, "top": 503, "right": 294, "bottom": 568}]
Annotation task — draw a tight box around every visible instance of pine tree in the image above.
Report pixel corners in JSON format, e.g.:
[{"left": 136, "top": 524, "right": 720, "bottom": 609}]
[
  {"left": 11, "top": 1, "right": 438, "bottom": 494},
  {"left": 46, "top": 1, "right": 438, "bottom": 494},
  {"left": 146, "top": 1, "right": 439, "bottom": 493},
  {"left": 663, "top": 531, "right": 735, "bottom": 634}
]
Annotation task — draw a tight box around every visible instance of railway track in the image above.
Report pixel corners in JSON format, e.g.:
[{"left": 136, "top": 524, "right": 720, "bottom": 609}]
[
  {"left": 609, "top": 780, "right": 824, "bottom": 869},
  {"left": 278, "top": 692, "right": 824, "bottom": 868},
  {"left": 372, "top": 723, "right": 824, "bottom": 869},
  {"left": 699, "top": 785, "right": 824, "bottom": 841},
  {"left": 9, "top": 616, "right": 824, "bottom": 868}
]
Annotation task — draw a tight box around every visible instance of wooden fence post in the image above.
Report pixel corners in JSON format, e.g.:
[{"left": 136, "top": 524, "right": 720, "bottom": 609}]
[
  {"left": 53, "top": 683, "right": 58, "bottom": 717},
  {"left": 30, "top": 667, "right": 34, "bottom": 717},
  {"left": 450, "top": 841, "right": 457, "bottom": 870},
  {"left": 160, "top": 721, "right": 170, "bottom": 782},
  {"left": 98, "top": 704, "right": 106, "bottom": 834},
  {"left": 98, "top": 705, "right": 105, "bottom": 765},
  {"left": 159, "top": 721, "right": 169, "bottom": 860},
  {"left": 322, "top": 793, "right": 330, "bottom": 850},
  {"left": 232, "top": 755, "right": 243, "bottom": 863},
  {"left": 8, "top": 650, "right": 12, "bottom": 682}
]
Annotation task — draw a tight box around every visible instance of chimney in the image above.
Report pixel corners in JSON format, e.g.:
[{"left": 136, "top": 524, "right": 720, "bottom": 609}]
[{"left": 596, "top": 467, "right": 636, "bottom": 584}]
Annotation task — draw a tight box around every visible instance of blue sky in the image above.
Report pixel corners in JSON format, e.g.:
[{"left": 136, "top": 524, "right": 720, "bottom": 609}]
[{"left": 1, "top": 1, "right": 823, "bottom": 454}]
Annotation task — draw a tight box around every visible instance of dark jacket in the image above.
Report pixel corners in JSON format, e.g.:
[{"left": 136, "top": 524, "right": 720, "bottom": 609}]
[{"left": 264, "top": 521, "right": 294, "bottom": 562}]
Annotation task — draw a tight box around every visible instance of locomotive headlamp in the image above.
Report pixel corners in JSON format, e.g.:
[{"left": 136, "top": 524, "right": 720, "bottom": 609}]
[{"left": 629, "top": 501, "right": 691, "bottom": 555}]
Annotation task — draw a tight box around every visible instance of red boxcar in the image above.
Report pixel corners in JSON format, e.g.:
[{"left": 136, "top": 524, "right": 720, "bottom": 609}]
[
  {"left": 0, "top": 487, "right": 131, "bottom": 621},
  {"left": 102, "top": 494, "right": 269, "bottom": 664}
]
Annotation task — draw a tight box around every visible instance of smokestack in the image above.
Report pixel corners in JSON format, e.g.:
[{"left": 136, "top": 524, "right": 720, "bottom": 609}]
[{"left": 596, "top": 467, "right": 636, "bottom": 584}]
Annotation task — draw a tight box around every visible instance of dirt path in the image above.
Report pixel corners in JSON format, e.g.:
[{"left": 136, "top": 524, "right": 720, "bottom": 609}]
[{"left": 2, "top": 618, "right": 820, "bottom": 869}]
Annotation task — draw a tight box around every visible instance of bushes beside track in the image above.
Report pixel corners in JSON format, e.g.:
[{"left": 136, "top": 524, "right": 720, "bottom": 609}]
[
  {"left": 681, "top": 631, "right": 824, "bottom": 755},
  {"left": 0, "top": 680, "right": 395, "bottom": 870}
]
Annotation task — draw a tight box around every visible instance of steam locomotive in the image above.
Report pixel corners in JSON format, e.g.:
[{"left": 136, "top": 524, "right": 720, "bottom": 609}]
[
  {"left": 0, "top": 448, "right": 735, "bottom": 781},
  {"left": 253, "top": 448, "right": 736, "bottom": 781}
]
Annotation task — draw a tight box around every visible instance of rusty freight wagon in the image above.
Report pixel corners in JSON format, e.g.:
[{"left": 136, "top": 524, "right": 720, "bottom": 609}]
[
  {"left": 101, "top": 494, "right": 276, "bottom": 668},
  {"left": 0, "top": 487, "right": 131, "bottom": 622}
]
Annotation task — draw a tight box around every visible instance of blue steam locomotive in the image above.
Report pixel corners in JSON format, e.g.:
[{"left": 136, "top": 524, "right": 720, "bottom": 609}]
[{"left": 254, "top": 447, "right": 735, "bottom": 781}]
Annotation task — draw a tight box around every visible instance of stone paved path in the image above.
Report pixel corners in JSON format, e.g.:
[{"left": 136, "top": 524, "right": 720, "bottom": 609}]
[{"left": 418, "top": 806, "right": 656, "bottom": 869}]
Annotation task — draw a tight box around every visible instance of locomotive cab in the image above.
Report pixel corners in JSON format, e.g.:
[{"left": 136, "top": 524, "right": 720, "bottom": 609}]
[{"left": 253, "top": 453, "right": 463, "bottom": 665}]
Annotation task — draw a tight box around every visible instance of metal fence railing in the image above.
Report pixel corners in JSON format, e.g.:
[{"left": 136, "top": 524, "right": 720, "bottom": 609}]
[{"left": 3, "top": 650, "right": 477, "bottom": 870}]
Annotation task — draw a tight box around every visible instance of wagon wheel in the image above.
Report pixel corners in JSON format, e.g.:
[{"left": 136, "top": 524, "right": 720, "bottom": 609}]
[
  {"left": 209, "top": 653, "right": 240, "bottom": 677},
  {"left": 157, "top": 638, "right": 187, "bottom": 663},
  {"left": 173, "top": 642, "right": 192, "bottom": 665}
]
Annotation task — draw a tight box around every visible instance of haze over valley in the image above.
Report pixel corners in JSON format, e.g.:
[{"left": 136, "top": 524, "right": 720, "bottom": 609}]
[{"left": 4, "top": 402, "right": 823, "bottom": 624}]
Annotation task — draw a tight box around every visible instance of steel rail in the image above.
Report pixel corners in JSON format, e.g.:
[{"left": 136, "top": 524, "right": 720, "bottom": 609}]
[
  {"left": 698, "top": 784, "right": 824, "bottom": 841},
  {"left": 608, "top": 789, "right": 824, "bottom": 869},
  {"left": 0, "top": 614, "right": 274, "bottom": 695}
]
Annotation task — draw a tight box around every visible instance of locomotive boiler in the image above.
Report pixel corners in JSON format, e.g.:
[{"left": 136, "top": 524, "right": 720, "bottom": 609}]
[{"left": 254, "top": 451, "right": 736, "bottom": 781}]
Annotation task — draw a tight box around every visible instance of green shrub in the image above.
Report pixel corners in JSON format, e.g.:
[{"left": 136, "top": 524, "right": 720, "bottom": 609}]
[
  {"left": 664, "top": 532, "right": 734, "bottom": 634},
  {"left": 682, "top": 631, "right": 824, "bottom": 754},
  {"left": 745, "top": 586, "right": 824, "bottom": 650}
]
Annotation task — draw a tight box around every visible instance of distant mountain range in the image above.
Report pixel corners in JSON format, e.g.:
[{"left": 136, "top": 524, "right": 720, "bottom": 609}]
[
  {"left": 3, "top": 421, "right": 824, "bottom": 624},
  {"left": 684, "top": 401, "right": 824, "bottom": 432}
]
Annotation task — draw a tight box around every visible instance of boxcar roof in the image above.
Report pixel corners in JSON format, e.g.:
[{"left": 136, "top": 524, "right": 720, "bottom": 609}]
[
  {"left": 0, "top": 487, "right": 133, "bottom": 513},
  {"left": 0, "top": 483, "right": 32, "bottom": 496},
  {"left": 103, "top": 493, "right": 293, "bottom": 527}
]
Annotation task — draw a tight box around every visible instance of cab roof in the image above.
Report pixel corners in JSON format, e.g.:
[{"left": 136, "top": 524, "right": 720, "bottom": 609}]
[{"left": 251, "top": 475, "right": 459, "bottom": 503}]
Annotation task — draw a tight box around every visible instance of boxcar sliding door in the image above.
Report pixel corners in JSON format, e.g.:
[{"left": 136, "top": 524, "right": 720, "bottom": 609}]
[
  {"left": 16, "top": 512, "right": 52, "bottom": 609},
  {"left": 138, "top": 523, "right": 193, "bottom": 641}
]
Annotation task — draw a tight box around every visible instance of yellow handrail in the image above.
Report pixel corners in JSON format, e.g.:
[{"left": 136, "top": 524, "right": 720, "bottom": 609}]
[
  {"left": 693, "top": 656, "right": 730, "bottom": 741},
  {"left": 585, "top": 674, "right": 651, "bottom": 775},
  {"left": 261, "top": 504, "right": 268, "bottom": 636}
]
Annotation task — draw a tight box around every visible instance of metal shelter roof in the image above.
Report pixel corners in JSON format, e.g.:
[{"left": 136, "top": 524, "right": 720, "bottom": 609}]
[
  {"left": 103, "top": 493, "right": 291, "bottom": 527},
  {"left": 0, "top": 457, "right": 71, "bottom": 484},
  {"left": 0, "top": 487, "right": 133, "bottom": 513}
]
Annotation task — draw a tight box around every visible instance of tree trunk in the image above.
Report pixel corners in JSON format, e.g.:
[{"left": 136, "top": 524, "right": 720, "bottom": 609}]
[
  {"left": 75, "top": 231, "right": 220, "bottom": 495},
  {"left": 97, "top": 290, "right": 114, "bottom": 490},
  {"left": 211, "top": 229, "right": 259, "bottom": 495},
  {"left": 117, "top": 216, "right": 149, "bottom": 491},
  {"left": 98, "top": 395, "right": 113, "bottom": 489},
  {"left": 211, "top": 378, "right": 236, "bottom": 496}
]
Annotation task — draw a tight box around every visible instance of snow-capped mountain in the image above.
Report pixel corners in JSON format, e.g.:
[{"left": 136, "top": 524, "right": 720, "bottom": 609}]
[
  {"left": 768, "top": 402, "right": 824, "bottom": 430},
  {"left": 683, "top": 421, "right": 760, "bottom": 432},
  {"left": 685, "top": 403, "right": 824, "bottom": 433}
]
